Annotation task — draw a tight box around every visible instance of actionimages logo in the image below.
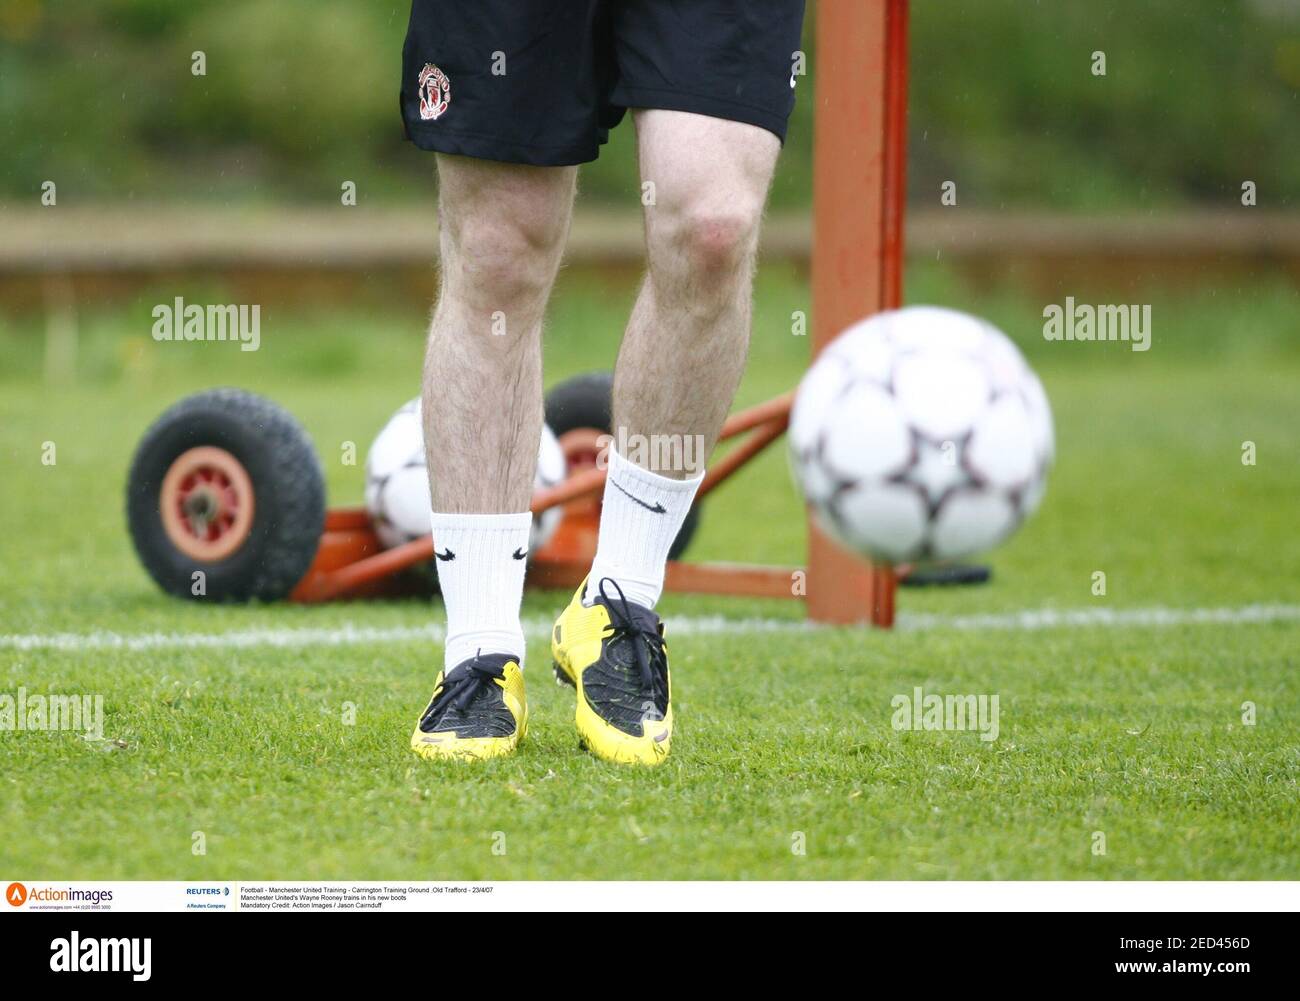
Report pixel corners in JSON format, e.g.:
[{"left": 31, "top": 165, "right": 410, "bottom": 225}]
[
  {"left": 6, "top": 883, "right": 113, "bottom": 908},
  {"left": 50, "top": 932, "right": 151, "bottom": 982}
]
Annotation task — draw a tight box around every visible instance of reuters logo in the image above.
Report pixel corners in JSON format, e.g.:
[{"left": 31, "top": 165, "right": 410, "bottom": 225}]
[{"left": 6, "top": 882, "right": 27, "bottom": 906}]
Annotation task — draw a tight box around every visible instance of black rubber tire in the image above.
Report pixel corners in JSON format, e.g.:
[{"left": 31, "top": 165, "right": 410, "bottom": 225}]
[
  {"left": 900, "top": 564, "right": 992, "bottom": 587},
  {"left": 544, "top": 371, "right": 701, "bottom": 559},
  {"left": 126, "top": 388, "right": 326, "bottom": 602}
]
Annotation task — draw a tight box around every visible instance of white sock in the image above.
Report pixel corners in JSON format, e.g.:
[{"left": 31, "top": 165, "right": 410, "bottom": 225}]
[
  {"left": 585, "top": 447, "right": 704, "bottom": 609},
  {"left": 430, "top": 511, "right": 531, "bottom": 675}
]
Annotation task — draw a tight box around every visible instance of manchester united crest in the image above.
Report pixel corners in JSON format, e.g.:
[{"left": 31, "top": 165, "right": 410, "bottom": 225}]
[{"left": 417, "top": 63, "right": 451, "bottom": 121}]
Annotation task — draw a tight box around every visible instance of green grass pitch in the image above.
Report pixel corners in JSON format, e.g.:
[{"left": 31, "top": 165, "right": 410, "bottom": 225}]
[{"left": 1, "top": 264, "right": 1297, "bottom": 879}]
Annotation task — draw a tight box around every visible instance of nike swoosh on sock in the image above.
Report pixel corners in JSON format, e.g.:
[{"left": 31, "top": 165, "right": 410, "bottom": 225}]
[{"left": 610, "top": 479, "right": 667, "bottom": 514}]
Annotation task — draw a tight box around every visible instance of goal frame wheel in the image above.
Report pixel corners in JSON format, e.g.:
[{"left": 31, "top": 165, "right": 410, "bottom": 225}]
[{"left": 126, "top": 389, "right": 326, "bottom": 602}]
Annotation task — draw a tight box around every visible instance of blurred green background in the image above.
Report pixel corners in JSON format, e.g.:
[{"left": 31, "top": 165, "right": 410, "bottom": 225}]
[{"left": 2, "top": 0, "right": 1298, "bottom": 210}]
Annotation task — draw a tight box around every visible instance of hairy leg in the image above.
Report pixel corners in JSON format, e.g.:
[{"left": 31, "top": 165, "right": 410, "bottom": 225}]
[
  {"left": 424, "top": 155, "right": 577, "bottom": 511},
  {"left": 422, "top": 156, "right": 575, "bottom": 675},
  {"left": 613, "top": 110, "right": 781, "bottom": 478},
  {"left": 583, "top": 111, "right": 781, "bottom": 610}
]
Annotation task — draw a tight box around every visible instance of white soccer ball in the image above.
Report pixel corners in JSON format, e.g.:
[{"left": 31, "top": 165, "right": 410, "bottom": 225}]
[
  {"left": 364, "top": 399, "right": 567, "bottom": 552},
  {"left": 789, "top": 306, "right": 1054, "bottom": 564}
]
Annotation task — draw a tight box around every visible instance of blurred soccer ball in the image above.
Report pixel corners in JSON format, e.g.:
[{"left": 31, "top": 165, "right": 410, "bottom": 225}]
[
  {"left": 364, "top": 399, "right": 566, "bottom": 551},
  {"left": 789, "top": 306, "right": 1054, "bottom": 564}
]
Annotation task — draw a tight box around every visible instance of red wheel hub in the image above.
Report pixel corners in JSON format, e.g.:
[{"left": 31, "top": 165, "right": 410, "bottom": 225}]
[{"left": 159, "top": 446, "right": 255, "bottom": 561}]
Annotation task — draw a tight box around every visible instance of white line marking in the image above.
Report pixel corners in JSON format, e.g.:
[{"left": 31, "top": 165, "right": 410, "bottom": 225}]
[
  {"left": 896, "top": 603, "right": 1300, "bottom": 632},
  {"left": 0, "top": 624, "right": 447, "bottom": 653},
  {"left": 0, "top": 604, "right": 1297, "bottom": 654}
]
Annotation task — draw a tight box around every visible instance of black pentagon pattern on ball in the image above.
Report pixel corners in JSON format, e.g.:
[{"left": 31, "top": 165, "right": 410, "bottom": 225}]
[{"left": 888, "top": 424, "right": 974, "bottom": 518}]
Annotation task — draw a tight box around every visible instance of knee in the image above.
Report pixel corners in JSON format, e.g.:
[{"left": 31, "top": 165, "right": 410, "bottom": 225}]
[
  {"left": 447, "top": 215, "right": 564, "bottom": 309},
  {"left": 649, "top": 199, "right": 761, "bottom": 288}
]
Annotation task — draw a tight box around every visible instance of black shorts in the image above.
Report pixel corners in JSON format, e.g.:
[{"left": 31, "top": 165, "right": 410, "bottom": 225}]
[{"left": 400, "top": 0, "right": 806, "bottom": 166}]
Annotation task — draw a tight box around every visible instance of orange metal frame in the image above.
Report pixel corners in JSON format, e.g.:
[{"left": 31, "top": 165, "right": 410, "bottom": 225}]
[{"left": 292, "top": 0, "right": 910, "bottom": 626}]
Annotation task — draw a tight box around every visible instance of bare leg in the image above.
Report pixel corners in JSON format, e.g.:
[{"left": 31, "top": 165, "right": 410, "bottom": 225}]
[
  {"left": 584, "top": 111, "right": 781, "bottom": 610},
  {"left": 422, "top": 155, "right": 575, "bottom": 674},
  {"left": 614, "top": 110, "right": 781, "bottom": 478},
  {"left": 424, "top": 155, "right": 577, "bottom": 512}
]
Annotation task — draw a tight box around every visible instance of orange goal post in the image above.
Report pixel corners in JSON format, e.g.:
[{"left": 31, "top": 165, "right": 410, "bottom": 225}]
[{"left": 807, "top": 0, "right": 909, "bottom": 624}]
